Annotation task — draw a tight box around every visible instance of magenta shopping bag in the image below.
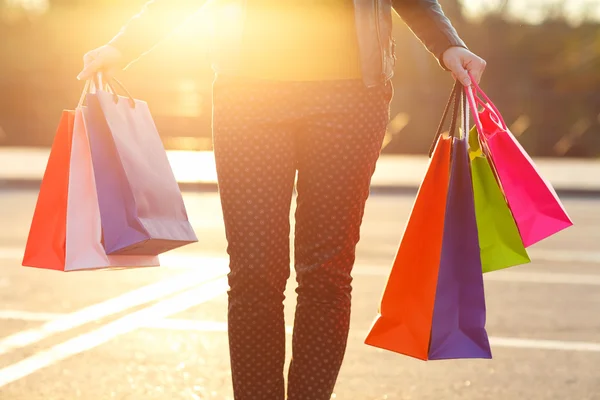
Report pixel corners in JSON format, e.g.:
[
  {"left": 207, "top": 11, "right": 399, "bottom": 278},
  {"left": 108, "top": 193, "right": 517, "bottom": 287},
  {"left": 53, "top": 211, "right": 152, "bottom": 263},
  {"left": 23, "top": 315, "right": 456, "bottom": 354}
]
[
  {"left": 84, "top": 77, "right": 197, "bottom": 255},
  {"left": 466, "top": 81, "right": 573, "bottom": 247}
]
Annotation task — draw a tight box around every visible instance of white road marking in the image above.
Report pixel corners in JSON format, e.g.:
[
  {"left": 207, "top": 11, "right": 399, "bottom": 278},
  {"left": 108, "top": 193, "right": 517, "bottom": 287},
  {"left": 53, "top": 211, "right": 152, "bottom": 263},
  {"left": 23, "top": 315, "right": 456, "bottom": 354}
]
[
  {"left": 4, "top": 246, "right": 600, "bottom": 266},
  {"left": 144, "top": 318, "right": 228, "bottom": 332},
  {"left": 529, "top": 248, "right": 600, "bottom": 264},
  {"left": 4, "top": 246, "right": 600, "bottom": 286},
  {"left": 0, "top": 311, "right": 64, "bottom": 322},
  {"left": 353, "top": 265, "right": 600, "bottom": 285},
  {"left": 484, "top": 271, "right": 600, "bottom": 285},
  {"left": 489, "top": 336, "right": 600, "bottom": 352},
  {"left": 145, "top": 318, "right": 600, "bottom": 353},
  {"left": 0, "top": 277, "right": 229, "bottom": 389},
  {"left": 0, "top": 262, "right": 228, "bottom": 356},
  {"left": 7, "top": 312, "right": 600, "bottom": 354},
  {"left": 0, "top": 247, "right": 229, "bottom": 268},
  {"left": 355, "top": 246, "right": 600, "bottom": 266},
  {"left": 0, "top": 247, "right": 35, "bottom": 260}
]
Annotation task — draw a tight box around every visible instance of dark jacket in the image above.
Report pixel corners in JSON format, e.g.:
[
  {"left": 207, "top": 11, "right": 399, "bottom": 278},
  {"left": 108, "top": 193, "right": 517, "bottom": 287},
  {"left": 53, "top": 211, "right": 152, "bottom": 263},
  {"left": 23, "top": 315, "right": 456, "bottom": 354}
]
[{"left": 109, "top": 0, "right": 466, "bottom": 87}]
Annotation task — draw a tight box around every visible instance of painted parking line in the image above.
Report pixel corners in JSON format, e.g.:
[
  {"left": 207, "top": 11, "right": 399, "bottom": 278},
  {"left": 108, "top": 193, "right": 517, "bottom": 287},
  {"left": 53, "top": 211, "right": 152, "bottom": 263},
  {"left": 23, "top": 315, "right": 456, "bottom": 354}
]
[
  {"left": 0, "top": 277, "right": 229, "bottom": 389},
  {"left": 0, "top": 261, "right": 228, "bottom": 356},
  {"left": 144, "top": 318, "right": 600, "bottom": 353},
  {"left": 0, "top": 311, "right": 65, "bottom": 322},
  {"left": 10, "top": 313, "right": 600, "bottom": 354},
  {"left": 483, "top": 271, "right": 600, "bottom": 285},
  {"left": 352, "top": 265, "right": 600, "bottom": 285},
  {"left": 8, "top": 313, "right": 600, "bottom": 354},
  {"left": 489, "top": 336, "right": 600, "bottom": 352},
  {"left": 6, "top": 310, "right": 600, "bottom": 354},
  {"left": 3, "top": 246, "right": 600, "bottom": 286},
  {"left": 529, "top": 248, "right": 600, "bottom": 264},
  {"left": 0, "top": 247, "right": 228, "bottom": 265},
  {"left": 354, "top": 246, "right": 600, "bottom": 266},
  {"left": 144, "top": 318, "right": 228, "bottom": 332},
  {"left": 3, "top": 247, "right": 600, "bottom": 267}
]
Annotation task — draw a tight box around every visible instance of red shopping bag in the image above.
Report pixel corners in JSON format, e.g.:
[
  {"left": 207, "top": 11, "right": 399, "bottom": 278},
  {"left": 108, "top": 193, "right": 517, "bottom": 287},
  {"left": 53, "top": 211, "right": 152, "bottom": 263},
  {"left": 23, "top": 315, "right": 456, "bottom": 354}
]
[{"left": 22, "top": 111, "right": 74, "bottom": 270}]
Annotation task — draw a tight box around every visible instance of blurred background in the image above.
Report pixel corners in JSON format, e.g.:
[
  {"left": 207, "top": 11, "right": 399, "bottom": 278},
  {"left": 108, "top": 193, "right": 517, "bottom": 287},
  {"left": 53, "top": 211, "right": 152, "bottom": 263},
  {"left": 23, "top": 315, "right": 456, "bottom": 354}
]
[
  {"left": 0, "top": 2, "right": 599, "bottom": 399},
  {"left": 0, "top": 0, "right": 599, "bottom": 157}
]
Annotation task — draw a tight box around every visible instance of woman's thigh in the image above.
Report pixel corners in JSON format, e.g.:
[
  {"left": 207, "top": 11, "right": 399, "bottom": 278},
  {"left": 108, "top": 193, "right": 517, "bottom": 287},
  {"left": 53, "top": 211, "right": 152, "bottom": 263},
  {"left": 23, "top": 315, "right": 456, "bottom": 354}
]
[
  {"left": 212, "top": 78, "right": 300, "bottom": 285},
  {"left": 293, "top": 80, "right": 393, "bottom": 281}
]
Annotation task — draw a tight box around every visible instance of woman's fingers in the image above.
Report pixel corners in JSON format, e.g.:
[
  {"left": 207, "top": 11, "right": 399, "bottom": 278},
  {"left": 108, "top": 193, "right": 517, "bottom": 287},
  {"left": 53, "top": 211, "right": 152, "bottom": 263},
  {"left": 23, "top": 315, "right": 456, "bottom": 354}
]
[
  {"left": 465, "top": 58, "right": 487, "bottom": 85},
  {"left": 77, "top": 45, "right": 123, "bottom": 81},
  {"left": 77, "top": 58, "right": 103, "bottom": 81},
  {"left": 442, "top": 47, "right": 487, "bottom": 87},
  {"left": 447, "top": 58, "right": 472, "bottom": 87}
]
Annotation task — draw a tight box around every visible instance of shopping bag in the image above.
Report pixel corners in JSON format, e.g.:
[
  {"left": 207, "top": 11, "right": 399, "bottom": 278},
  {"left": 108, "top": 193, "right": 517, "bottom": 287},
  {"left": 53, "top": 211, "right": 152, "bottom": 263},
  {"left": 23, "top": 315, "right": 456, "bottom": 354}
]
[
  {"left": 23, "top": 92, "right": 160, "bottom": 271},
  {"left": 366, "top": 87, "right": 492, "bottom": 360},
  {"left": 428, "top": 108, "right": 491, "bottom": 359},
  {"left": 364, "top": 84, "right": 457, "bottom": 360},
  {"left": 84, "top": 76, "right": 198, "bottom": 255},
  {"left": 22, "top": 111, "right": 74, "bottom": 271},
  {"left": 364, "top": 133, "right": 453, "bottom": 360},
  {"left": 466, "top": 80, "right": 573, "bottom": 247},
  {"left": 468, "top": 126, "right": 530, "bottom": 273}
]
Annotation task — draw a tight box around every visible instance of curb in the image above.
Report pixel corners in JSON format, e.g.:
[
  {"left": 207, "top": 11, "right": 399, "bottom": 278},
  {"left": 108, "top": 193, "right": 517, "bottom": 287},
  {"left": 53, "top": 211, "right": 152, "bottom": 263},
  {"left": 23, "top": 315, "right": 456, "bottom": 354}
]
[{"left": 1, "top": 179, "right": 599, "bottom": 199}]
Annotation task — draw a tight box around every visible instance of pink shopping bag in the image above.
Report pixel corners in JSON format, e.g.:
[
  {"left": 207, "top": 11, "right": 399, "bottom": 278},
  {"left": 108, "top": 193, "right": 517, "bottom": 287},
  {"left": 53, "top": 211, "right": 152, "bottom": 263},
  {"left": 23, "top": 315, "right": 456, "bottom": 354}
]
[
  {"left": 465, "top": 80, "right": 573, "bottom": 247},
  {"left": 67, "top": 106, "right": 159, "bottom": 270}
]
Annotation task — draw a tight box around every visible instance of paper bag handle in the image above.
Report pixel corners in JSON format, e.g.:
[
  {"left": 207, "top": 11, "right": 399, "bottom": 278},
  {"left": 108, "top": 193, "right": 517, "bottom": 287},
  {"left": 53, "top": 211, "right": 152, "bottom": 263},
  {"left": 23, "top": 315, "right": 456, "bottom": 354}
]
[
  {"left": 428, "top": 80, "right": 462, "bottom": 157},
  {"left": 462, "top": 89, "right": 470, "bottom": 142},
  {"left": 78, "top": 73, "right": 136, "bottom": 108},
  {"left": 467, "top": 73, "right": 507, "bottom": 130}
]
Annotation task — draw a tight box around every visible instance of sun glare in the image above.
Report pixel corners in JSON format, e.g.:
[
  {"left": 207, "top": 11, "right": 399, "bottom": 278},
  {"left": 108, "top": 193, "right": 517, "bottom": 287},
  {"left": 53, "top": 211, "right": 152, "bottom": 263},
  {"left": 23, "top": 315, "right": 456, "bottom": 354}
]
[
  {"left": 5, "top": 0, "right": 48, "bottom": 14},
  {"left": 173, "top": 1, "right": 245, "bottom": 48}
]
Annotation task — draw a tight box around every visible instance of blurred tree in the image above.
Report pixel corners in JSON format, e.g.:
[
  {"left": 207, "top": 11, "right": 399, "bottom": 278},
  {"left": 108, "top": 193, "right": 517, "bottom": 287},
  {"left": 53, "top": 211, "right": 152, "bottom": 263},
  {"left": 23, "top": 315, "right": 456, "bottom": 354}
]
[
  {"left": 0, "top": 0, "right": 599, "bottom": 156},
  {"left": 439, "top": 0, "right": 464, "bottom": 24}
]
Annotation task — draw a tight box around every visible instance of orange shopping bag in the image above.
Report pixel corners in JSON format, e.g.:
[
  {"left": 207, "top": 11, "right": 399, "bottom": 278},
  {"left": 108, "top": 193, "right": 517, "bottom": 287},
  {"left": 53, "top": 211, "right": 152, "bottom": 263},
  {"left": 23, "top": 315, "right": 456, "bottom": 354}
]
[{"left": 364, "top": 84, "right": 459, "bottom": 360}]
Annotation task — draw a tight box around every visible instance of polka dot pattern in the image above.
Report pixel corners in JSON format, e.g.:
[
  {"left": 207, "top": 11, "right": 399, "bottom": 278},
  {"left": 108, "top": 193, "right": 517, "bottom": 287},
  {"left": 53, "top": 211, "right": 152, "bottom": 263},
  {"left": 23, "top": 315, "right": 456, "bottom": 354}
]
[{"left": 212, "top": 77, "right": 393, "bottom": 400}]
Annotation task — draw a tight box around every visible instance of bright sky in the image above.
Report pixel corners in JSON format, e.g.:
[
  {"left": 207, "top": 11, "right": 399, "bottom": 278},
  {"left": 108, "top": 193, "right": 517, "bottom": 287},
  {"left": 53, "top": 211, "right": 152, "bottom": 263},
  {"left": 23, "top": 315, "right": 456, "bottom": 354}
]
[
  {"left": 462, "top": 0, "right": 600, "bottom": 24},
  {"left": 5, "top": 0, "right": 49, "bottom": 14},
  {"left": 5, "top": 0, "right": 600, "bottom": 25}
]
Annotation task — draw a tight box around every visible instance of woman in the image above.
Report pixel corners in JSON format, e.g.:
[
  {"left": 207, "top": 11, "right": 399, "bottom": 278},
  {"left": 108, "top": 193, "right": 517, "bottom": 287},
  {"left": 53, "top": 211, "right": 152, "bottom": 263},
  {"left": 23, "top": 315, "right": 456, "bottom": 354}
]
[{"left": 78, "top": 1, "right": 486, "bottom": 399}]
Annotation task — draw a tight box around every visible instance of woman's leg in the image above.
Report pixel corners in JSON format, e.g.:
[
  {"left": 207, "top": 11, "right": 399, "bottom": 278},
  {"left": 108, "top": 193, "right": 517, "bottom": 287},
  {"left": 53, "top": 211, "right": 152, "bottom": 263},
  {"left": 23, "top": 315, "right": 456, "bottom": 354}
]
[
  {"left": 212, "top": 78, "right": 300, "bottom": 400},
  {"left": 287, "top": 80, "right": 393, "bottom": 400}
]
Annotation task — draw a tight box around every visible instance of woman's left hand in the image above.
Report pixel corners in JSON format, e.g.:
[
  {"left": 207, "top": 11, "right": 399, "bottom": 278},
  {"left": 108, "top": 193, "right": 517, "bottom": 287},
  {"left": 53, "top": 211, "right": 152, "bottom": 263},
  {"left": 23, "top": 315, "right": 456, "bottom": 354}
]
[{"left": 442, "top": 46, "right": 486, "bottom": 87}]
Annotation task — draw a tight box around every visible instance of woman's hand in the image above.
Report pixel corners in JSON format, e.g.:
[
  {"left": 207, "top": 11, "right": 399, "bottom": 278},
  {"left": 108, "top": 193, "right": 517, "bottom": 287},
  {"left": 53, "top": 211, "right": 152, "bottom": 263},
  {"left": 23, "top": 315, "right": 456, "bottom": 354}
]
[
  {"left": 442, "top": 47, "right": 486, "bottom": 87},
  {"left": 77, "top": 45, "right": 123, "bottom": 81}
]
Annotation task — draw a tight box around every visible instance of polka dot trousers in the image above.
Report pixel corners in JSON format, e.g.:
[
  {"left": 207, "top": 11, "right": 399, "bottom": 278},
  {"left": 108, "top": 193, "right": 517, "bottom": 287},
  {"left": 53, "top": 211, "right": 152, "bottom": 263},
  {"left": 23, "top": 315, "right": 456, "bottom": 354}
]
[{"left": 212, "top": 77, "right": 393, "bottom": 400}]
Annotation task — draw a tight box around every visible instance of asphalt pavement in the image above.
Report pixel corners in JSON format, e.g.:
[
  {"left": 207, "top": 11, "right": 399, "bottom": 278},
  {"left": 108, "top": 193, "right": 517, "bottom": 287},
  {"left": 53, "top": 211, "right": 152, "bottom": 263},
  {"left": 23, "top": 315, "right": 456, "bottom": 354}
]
[{"left": 0, "top": 190, "right": 599, "bottom": 400}]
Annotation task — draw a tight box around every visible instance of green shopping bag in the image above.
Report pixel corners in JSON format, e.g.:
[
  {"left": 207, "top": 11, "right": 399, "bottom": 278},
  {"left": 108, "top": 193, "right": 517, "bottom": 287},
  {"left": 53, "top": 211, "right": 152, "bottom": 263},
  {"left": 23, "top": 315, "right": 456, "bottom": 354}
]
[{"left": 469, "top": 127, "right": 531, "bottom": 272}]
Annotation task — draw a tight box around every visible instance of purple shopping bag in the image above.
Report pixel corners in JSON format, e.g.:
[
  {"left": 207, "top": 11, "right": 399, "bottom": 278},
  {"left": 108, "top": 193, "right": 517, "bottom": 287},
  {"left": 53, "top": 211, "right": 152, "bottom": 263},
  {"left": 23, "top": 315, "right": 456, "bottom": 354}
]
[
  {"left": 428, "top": 95, "right": 492, "bottom": 360},
  {"left": 83, "top": 77, "right": 197, "bottom": 255}
]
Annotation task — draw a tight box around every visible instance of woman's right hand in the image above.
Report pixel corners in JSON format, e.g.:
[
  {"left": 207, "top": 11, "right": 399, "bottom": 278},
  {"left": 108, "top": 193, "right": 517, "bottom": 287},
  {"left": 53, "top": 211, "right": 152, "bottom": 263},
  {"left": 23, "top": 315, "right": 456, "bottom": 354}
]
[{"left": 77, "top": 44, "right": 123, "bottom": 81}]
